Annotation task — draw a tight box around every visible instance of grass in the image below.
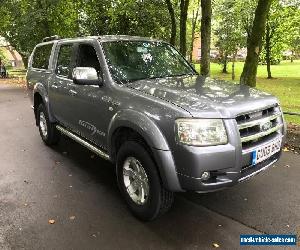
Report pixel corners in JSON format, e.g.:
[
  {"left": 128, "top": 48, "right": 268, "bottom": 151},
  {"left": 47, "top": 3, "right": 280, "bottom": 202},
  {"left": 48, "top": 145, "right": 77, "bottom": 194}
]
[
  {"left": 194, "top": 60, "right": 300, "bottom": 124},
  {"left": 7, "top": 68, "right": 27, "bottom": 78}
]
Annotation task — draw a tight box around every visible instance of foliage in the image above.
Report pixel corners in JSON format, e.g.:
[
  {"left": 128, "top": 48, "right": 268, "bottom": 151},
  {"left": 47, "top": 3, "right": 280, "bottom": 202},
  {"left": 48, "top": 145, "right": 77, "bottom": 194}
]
[
  {"left": 214, "top": 0, "right": 247, "bottom": 73},
  {"left": 0, "top": 48, "right": 10, "bottom": 65},
  {"left": 0, "top": 0, "right": 171, "bottom": 66}
]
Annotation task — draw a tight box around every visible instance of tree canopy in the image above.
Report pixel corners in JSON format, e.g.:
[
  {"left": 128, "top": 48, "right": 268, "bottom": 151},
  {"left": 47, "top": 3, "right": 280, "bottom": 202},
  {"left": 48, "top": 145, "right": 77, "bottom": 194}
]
[{"left": 0, "top": 0, "right": 299, "bottom": 86}]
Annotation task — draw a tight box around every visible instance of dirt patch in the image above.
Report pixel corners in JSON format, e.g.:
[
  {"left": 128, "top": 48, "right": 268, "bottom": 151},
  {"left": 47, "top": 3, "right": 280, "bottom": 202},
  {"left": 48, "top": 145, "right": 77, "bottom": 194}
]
[
  {"left": 0, "top": 78, "right": 26, "bottom": 88},
  {"left": 285, "top": 123, "right": 300, "bottom": 154}
]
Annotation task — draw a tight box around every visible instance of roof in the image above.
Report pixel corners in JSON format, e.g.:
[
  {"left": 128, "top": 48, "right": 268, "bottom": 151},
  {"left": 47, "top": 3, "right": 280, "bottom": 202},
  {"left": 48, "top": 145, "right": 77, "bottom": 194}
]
[
  {"left": 38, "top": 35, "right": 163, "bottom": 46},
  {"left": 97, "top": 35, "right": 162, "bottom": 42}
]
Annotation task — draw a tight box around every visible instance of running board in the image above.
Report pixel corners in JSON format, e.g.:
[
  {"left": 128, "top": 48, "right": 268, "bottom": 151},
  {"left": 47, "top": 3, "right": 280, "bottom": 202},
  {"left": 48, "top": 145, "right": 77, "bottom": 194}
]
[{"left": 56, "top": 125, "right": 110, "bottom": 161}]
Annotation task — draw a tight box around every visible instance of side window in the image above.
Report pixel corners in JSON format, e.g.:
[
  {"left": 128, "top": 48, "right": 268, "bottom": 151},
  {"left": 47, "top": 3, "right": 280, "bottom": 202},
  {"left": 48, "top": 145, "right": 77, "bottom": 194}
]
[
  {"left": 56, "top": 44, "right": 73, "bottom": 78},
  {"left": 76, "top": 44, "right": 101, "bottom": 74},
  {"left": 32, "top": 44, "right": 53, "bottom": 69}
]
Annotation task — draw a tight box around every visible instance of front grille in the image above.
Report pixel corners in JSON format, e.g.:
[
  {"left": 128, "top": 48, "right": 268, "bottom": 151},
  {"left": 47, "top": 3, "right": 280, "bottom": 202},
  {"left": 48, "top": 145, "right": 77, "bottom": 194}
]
[{"left": 236, "top": 105, "right": 283, "bottom": 149}]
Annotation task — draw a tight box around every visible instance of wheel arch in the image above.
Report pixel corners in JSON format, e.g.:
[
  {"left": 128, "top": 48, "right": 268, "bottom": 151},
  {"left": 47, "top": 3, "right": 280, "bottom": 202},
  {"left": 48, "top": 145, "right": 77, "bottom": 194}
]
[
  {"left": 107, "top": 110, "right": 182, "bottom": 192},
  {"left": 33, "top": 83, "right": 55, "bottom": 125},
  {"left": 107, "top": 110, "right": 170, "bottom": 158}
]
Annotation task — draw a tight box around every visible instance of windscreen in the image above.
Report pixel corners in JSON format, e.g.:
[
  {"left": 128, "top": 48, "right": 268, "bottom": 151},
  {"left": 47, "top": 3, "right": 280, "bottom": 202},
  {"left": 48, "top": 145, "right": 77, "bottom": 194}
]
[{"left": 102, "top": 41, "right": 195, "bottom": 83}]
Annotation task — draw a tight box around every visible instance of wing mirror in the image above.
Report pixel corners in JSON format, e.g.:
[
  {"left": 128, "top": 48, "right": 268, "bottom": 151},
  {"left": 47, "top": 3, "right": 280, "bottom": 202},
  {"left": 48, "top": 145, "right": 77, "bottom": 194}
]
[{"left": 72, "top": 67, "right": 103, "bottom": 86}]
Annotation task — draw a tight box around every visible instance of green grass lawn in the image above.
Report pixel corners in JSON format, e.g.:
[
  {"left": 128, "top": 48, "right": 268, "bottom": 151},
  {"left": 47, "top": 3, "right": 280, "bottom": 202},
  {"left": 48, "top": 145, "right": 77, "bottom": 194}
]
[
  {"left": 194, "top": 60, "right": 300, "bottom": 124},
  {"left": 7, "top": 68, "right": 27, "bottom": 77}
]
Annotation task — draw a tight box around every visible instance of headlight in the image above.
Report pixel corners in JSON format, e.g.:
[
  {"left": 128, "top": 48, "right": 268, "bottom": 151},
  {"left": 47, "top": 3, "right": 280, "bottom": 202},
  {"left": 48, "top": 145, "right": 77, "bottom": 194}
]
[{"left": 175, "top": 119, "right": 228, "bottom": 146}]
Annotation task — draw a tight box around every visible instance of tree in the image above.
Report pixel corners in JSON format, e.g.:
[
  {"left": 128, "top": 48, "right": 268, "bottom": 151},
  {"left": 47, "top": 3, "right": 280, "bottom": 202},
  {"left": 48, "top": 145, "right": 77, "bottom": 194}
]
[
  {"left": 0, "top": 0, "right": 172, "bottom": 68},
  {"left": 200, "top": 0, "right": 212, "bottom": 76},
  {"left": 165, "top": 0, "right": 177, "bottom": 46},
  {"left": 263, "top": 0, "right": 286, "bottom": 78},
  {"left": 240, "top": 0, "right": 273, "bottom": 87},
  {"left": 282, "top": 2, "right": 300, "bottom": 62},
  {"left": 214, "top": 0, "right": 246, "bottom": 79},
  {"left": 189, "top": 0, "right": 201, "bottom": 62},
  {"left": 0, "top": 0, "right": 80, "bottom": 67},
  {"left": 179, "top": 0, "right": 190, "bottom": 56}
]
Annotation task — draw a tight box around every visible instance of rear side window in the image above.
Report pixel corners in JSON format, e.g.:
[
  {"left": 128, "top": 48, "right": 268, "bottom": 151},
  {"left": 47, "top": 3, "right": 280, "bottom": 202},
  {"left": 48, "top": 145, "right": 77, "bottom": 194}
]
[
  {"left": 56, "top": 44, "right": 73, "bottom": 78},
  {"left": 32, "top": 44, "right": 53, "bottom": 69}
]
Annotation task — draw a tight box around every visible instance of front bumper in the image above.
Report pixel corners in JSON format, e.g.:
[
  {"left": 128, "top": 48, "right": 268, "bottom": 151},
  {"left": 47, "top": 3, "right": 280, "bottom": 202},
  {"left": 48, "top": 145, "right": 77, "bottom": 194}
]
[
  {"left": 171, "top": 117, "right": 285, "bottom": 192},
  {"left": 176, "top": 150, "right": 281, "bottom": 192}
]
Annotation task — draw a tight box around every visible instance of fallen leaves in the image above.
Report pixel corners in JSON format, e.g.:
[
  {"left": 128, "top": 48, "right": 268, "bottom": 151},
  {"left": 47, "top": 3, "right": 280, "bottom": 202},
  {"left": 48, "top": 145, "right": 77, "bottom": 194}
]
[
  {"left": 48, "top": 219, "right": 55, "bottom": 224},
  {"left": 212, "top": 243, "right": 220, "bottom": 248},
  {"left": 285, "top": 123, "right": 300, "bottom": 154},
  {"left": 283, "top": 147, "right": 289, "bottom": 152}
]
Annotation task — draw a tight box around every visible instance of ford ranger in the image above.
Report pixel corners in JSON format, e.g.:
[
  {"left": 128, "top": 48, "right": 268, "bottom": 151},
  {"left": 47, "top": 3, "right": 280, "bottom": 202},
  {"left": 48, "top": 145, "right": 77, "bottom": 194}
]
[{"left": 26, "top": 35, "right": 286, "bottom": 221}]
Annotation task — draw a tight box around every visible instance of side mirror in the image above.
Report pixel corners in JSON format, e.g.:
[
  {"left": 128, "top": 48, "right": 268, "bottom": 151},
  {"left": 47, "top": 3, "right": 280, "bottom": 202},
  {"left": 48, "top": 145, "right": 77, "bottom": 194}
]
[{"left": 72, "top": 67, "right": 102, "bottom": 86}]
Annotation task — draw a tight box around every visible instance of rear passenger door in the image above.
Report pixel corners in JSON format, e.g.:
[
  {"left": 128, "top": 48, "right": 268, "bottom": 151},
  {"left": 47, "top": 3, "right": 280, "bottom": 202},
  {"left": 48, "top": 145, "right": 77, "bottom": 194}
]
[{"left": 49, "top": 43, "right": 77, "bottom": 128}]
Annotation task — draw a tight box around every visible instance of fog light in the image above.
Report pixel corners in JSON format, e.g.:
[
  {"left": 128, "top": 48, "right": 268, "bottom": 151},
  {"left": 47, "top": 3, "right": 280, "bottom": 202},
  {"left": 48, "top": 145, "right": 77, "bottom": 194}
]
[{"left": 201, "top": 171, "right": 210, "bottom": 181}]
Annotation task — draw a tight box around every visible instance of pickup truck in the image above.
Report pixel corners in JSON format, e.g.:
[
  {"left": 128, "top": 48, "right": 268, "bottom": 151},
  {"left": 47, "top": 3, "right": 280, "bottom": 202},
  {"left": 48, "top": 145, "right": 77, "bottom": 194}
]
[{"left": 26, "top": 35, "right": 286, "bottom": 221}]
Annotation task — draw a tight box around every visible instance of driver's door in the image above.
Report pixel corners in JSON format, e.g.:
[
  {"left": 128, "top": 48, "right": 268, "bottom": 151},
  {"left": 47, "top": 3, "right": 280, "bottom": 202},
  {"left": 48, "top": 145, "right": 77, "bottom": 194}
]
[{"left": 67, "top": 41, "right": 113, "bottom": 149}]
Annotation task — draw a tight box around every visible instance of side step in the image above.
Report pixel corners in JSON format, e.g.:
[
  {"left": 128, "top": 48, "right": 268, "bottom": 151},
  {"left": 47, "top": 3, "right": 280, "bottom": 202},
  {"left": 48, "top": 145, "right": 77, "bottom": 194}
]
[{"left": 56, "top": 125, "right": 110, "bottom": 161}]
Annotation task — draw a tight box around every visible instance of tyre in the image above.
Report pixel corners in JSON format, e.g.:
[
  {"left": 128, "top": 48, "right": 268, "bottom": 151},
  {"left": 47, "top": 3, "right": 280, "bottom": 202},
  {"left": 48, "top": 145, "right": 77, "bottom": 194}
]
[
  {"left": 116, "top": 141, "right": 174, "bottom": 221},
  {"left": 37, "top": 103, "right": 60, "bottom": 145}
]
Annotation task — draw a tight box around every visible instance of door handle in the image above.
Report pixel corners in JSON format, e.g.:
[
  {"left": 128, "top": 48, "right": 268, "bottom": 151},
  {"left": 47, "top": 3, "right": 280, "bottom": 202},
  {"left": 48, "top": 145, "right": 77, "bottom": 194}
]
[{"left": 69, "top": 89, "right": 78, "bottom": 96}]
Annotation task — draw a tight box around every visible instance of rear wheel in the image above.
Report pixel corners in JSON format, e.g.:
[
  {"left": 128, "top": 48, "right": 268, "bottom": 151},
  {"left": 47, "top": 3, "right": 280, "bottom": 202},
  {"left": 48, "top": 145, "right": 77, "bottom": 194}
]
[
  {"left": 37, "top": 103, "right": 60, "bottom": 145},
  {"left": 116, "top": 141, "right": 174, "bottom": 221}
]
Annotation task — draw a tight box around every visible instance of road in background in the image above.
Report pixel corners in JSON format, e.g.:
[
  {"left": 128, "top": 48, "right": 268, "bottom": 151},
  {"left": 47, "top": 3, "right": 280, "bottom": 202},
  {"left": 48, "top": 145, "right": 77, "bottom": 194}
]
[{"left": 0, "top": 84, "right": 299, "bottom": 250}]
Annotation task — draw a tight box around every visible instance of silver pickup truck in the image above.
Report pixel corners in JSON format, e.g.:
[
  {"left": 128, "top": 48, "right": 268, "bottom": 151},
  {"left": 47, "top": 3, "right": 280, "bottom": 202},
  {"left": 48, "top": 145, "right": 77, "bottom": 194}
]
[{"left": 26, "top": 35, "right": 286, "bottom": 221}]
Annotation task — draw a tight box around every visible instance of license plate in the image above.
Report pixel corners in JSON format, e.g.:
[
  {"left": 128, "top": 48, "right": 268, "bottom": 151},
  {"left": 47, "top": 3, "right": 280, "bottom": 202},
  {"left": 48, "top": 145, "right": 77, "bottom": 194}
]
[{"left": 252, "top": 138, "right": 282, "bottom": 165}]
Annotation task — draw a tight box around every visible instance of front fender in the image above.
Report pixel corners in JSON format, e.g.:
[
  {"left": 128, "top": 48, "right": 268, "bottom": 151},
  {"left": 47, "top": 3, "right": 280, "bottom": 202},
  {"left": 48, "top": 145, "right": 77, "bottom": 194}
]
[
  {"left": 107, "top": 109, "right": 182, "bottom": 191},
  {"left": 107, "top": 109, "right": 169, "bottom": 151}
]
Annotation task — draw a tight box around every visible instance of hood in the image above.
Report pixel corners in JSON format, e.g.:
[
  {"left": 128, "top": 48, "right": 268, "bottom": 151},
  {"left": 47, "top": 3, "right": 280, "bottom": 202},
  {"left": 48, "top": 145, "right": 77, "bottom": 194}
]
[{"left": 126, "top": 75, "right": 278, "bottom": 118}]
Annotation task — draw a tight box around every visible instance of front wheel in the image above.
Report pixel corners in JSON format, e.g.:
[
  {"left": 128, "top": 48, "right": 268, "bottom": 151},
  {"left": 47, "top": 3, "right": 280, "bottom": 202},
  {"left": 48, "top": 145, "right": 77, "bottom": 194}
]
[{"left": 116, "top": 141, "right": 174, "bottom": 221}]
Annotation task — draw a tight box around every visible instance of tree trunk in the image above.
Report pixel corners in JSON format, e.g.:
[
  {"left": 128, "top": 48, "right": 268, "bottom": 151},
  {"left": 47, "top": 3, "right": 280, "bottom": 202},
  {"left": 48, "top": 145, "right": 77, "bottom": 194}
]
[
  {"left": 291, "top": 50, "right": 294, "bottom": 63},
  {"left": 240, "top": 0, "right": 272, "bottom": 87},
  {"left": 189, "top": 1, "right": 200, "bottom": 62},
  {"left": 165, "top": 0, "right": 177, "bottom": 46},
  {"left": 19, "top": 52, "right": 28, "bottom": 69},
  {"left": 222, "top": 53, "right": 228, "bottom": 73},
  {"left": 232, "top": 51, "right": 237, "bottom": 80},
  {"left": 265, "top": 21, "right": 272, "bottom": 79},
  {"left": 200, "top": 0, "right": 212, "bottom": 76},
  {"left": 180, "top": 0, "right": 190, "bottom": 56}
]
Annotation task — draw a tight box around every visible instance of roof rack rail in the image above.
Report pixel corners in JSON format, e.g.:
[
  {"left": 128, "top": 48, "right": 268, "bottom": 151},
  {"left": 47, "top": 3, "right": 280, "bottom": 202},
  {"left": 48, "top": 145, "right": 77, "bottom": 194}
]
[{"left": 42, "top": 35, "right": 61, "bottom": 43}]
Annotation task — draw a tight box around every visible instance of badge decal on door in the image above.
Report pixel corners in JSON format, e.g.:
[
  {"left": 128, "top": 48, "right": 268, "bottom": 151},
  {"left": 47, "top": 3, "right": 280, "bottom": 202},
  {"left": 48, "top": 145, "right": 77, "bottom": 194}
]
[{"left": 79, "top": 120, "right": 105, "bottom": 137}]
